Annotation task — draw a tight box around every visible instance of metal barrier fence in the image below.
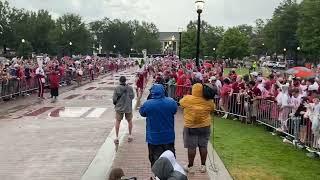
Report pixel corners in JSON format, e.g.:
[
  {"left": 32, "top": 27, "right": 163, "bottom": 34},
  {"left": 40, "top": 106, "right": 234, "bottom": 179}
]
[
  {"left": 0, "top": 65, "right": 131, "bottom": 100},
  {"left": 166, "top": 84, "right": 320, "bottom": 151}
]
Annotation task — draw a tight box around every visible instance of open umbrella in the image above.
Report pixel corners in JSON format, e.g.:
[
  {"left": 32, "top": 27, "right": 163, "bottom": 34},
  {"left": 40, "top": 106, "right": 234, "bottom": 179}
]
[
  {"left": 204, "top": 62, "right": 212, "bottom": 68},
  {"left": 286, "top": 67, "right": 316, "bottom": 79}
]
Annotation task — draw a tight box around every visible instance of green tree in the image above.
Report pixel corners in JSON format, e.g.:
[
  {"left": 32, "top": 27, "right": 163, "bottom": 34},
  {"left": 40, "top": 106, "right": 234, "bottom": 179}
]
[
  {"left": 180, "top": 20, "right": 216, "bottom": 59},
  {"left": 17, "top": 40, "right": 33, "bottom": 57},
  {"left": 217, "top": 27, "right": 250, "bottom": 59},
  {"left": 0, "top": 0, "right": 12, "bottom": 54},
  {"left": 102, "top": 19, "right": 134, "bottom": 55},
  {"left": 55, "top": 14, "right": 92, "bottom": 56},
  {"left": 31, "top": 10, "right": 56, "bottom": 54},
  {"left": 263, "top": 0, "right": 299, "bottom": 57},
  {"left": 202, "top": 26, "right": 224, "bottom": 58},
  {"left": 251, "top": 19, "right": 266, "bottom": 56},
  {"left": 297, "top": 0, "right": 320, "bottom": 61},
  {"left": 133, "top": 21, "right": 161, "bottom": 54}
]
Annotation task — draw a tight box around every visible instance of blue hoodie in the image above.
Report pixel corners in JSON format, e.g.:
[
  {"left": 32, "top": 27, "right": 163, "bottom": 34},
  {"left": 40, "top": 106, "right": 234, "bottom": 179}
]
[{"left": 140, "top": 84, "right": 178, "bottom": 145}]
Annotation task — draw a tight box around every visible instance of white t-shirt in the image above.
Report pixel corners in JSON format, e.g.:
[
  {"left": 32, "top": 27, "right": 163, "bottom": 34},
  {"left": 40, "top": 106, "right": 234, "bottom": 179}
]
[
  {"left": 290, "top": 95, "right": 302, "bottom": 112},
  {"left": 215, "top": 80, "right": 222, "bottom": 90},
  {"left": 257, "top": 83, "right": 266, "bottom": 93},
  {"left": 35, "top": 68, "right": 45, "bottom": 76}
]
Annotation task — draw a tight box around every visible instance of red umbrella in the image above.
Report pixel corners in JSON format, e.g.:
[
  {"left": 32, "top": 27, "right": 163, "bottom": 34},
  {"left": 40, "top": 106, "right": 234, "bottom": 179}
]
[
  {"left": 204, "top": 62, "right": 212, "bottom": 68},
  {"left": 286, "top": 67, "right": 316, "bottom": 78}
]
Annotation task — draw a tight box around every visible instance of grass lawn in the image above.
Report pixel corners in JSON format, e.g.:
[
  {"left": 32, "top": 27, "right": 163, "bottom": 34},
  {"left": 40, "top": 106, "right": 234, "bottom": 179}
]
[
  {"left": 223, "top": 67, "right": 272, "bottom": 77},
  {"left": 223, "top": 68, "right": 250, "bottom": 76},
  {"left": 213, "top": 117, "right": 320, "bottom": 180}
]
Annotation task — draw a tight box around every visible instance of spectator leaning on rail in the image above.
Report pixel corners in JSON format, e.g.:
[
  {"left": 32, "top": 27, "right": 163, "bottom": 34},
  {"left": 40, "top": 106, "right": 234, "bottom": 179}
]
[
  {"left": 139, "top": 84, "right": 178, "bottom": 168},
  {"left": 179, "top": 83, "right": 215, "bottom": 174}
]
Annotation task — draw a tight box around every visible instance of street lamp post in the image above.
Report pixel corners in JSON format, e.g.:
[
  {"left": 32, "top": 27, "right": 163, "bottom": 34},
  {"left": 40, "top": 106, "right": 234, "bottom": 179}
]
[
  {"left": 69, "top": 42, "right": 73, "bottom": 56},
  {"left": 178, "top": 28, "right": 183, "bottom": 61},
  {"left": 171, "top": 35, "right": 175, "bottom": 55},
  {"left": 296, "top": 46, "right": 301, "bottom": 66},
  {"left": 195, "top": 0, "right": 204, "bottom": 68},
  {"left": 213, "top": 48, "right": 216, "bottom": 61},
  {"left": 21, "top": 39, "right": 25, "bottom": 57},
  {"left": 283, "top": 48, "right": 287, "bottom": 68}
]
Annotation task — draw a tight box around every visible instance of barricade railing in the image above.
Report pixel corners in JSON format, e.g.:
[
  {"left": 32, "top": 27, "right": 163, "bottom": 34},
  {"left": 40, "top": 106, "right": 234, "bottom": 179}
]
[
  {"left": 0, "top": 65, "right": 132, "bottom": 100},
  {"left": 165, "top": 84, "right": 320, "bottom": 151}
]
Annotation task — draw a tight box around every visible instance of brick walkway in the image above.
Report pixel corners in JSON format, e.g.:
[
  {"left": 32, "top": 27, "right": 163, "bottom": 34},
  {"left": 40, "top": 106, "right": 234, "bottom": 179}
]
[{"left": 111, "top": 109, "right": 210, "bottom": 180}]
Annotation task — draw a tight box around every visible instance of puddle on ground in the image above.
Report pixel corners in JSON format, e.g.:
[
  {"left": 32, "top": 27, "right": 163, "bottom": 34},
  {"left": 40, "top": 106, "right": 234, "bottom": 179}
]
[
  {"left": 64, "top": 94, "right": 81, "bottom": 100},
  {"left": 79, "top": 95, "right": 109, "bottom": 100},
  {"left": 85, "top": 87, "right": 96, "bottom": 90},
  {"left": 24, "top": 107, "right": 54, "bottom": 116},
  {"left": 96, "top": 87, "right": 116, "bottom": 91}
]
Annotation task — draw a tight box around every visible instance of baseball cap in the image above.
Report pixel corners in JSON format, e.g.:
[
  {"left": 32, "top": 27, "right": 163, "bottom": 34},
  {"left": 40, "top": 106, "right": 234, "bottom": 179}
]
[
  {"left": 250, "top": 72, "right": 258, "bottom": 77},
  {"left": 209, "top": 76, "right": 217, "bottom": 82}
]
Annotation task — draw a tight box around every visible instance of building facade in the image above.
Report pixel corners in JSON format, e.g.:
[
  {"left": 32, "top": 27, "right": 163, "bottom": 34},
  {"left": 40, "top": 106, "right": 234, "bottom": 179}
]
[{"left": 158, "top": 32, "right": 180, "bottom": 55}]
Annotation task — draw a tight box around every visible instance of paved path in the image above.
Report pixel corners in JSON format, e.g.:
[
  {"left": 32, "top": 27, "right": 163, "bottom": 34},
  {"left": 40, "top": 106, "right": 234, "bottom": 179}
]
[
  {"left": 0, "top": 68, "right": 138, "bottom": 180},
  {"left": 0, "top": 67, "right": 232, "bottom": 180}
]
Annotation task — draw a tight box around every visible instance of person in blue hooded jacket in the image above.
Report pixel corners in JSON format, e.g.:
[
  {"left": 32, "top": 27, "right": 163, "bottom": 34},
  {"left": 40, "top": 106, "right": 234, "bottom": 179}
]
[{"left": 139, "top": 84, "right": 178, "bottom": 167}]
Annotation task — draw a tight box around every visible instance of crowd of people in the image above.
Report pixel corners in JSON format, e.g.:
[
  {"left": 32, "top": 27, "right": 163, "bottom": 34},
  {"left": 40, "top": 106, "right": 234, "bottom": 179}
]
[
  {"left": 140, "top": 57, "right": 320, "bottom": 153},
  {"left": 0, "top": 56, "right": 136, "bottom": 101}
]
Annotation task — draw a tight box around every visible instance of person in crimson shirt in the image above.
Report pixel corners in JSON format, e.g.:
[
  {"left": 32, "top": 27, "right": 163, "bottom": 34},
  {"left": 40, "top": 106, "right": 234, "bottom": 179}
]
[
  {"left": 49, "top": 67, "right": 59, "bottom": 103},
  {"left": 220, "top": 78, "right": 232, "bottom": 119},
  {"left": 136, "top": 72, "right": 144, "bottom": 98},
  {"left": 247, "top": 80, "right": 262, "bottom": 123}
]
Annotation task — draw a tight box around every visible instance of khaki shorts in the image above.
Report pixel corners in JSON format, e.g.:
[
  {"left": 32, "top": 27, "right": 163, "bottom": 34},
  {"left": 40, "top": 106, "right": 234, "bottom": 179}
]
[{"left": 116, "top": 112, "right": 133, "bottom": 121}]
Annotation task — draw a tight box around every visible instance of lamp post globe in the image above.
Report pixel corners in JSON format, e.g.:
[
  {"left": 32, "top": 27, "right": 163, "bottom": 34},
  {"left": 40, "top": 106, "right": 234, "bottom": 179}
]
[
  {"left": 69, "top": 42, "right": 72, "bottom": 46},
  {"left": 171, "top": 35, "right": 175, "bottom": 41},
  {"left": 22, "top": 39, "right": 25, "bottom": 43},
  {"left": 297, "top": 47, "right": 301, "bottom": 51},
  {"left": 195, "top": 0, "right": 204, "bottom": 13}
]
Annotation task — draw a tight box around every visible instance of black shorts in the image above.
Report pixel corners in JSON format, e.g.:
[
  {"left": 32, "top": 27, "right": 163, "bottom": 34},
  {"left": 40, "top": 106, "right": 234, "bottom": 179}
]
[
  {"left": 50, "top": 88, "right": 59, "bottom": 97},
  {"left": 148, "top": 143, "right": 175, "bottom": 167},
  {"left": 183, "top": 126, "right": 211, "bottom": 149}
]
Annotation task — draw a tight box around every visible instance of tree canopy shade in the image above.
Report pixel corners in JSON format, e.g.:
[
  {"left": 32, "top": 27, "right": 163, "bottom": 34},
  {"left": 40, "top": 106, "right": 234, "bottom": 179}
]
[
  {"left": 217, "top": 27, "right": 250, "bottom": 59},
  {"left": 297, "top": 0, "right": 320, "bottom": 61},
  {"left": 0, "top": 0, "right": 161, "bottom": 57}
]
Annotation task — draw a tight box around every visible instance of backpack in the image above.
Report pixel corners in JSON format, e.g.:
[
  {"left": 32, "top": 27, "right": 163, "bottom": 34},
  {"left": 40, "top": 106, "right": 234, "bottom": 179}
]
[{"left": 203, "top": 83, "right": 216, "bottom": 100}]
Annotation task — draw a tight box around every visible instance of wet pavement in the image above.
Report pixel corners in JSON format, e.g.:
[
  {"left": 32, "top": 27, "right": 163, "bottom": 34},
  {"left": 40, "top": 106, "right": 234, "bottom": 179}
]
[
  {"left": 0, "top": 68, "right": 231, "bottom": 180},
  {"left": 0, "top": 68, "right": 138, "bottom": 180}
]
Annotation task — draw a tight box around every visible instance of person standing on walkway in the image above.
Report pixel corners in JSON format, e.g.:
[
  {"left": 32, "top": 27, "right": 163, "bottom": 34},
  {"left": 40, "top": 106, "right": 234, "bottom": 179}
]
[
  {"left": 49, "top": 67, "right": 59, "bottom": 103},
  {"left": 139, "top": 84, "right": 178, "bottom": 167},
  {"left": 113, "top": 76, "right": 135, "bottom": 144},
  {"left": 179, "top": 83, "right": 215, "bottom": 174},
  {"left": 35, "top": 61, "right": 45, "bottom": 99}
]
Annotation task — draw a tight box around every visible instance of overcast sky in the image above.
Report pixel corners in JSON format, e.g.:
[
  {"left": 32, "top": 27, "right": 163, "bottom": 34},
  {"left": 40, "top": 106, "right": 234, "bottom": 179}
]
[{"left": 7, "top": 0, "right": 283, "bottom": 32}]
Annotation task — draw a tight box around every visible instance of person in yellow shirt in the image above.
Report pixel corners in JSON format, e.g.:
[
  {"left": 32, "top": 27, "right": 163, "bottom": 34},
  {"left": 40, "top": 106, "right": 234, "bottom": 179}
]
[{"left": 179, "top": 83, "right": 215, "bottom": 174}]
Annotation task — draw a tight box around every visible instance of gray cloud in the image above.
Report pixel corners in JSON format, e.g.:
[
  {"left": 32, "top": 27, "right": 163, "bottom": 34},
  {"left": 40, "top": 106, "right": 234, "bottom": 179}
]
[{"left": 7, "top": 0, "right": 284, "bottom": 31}]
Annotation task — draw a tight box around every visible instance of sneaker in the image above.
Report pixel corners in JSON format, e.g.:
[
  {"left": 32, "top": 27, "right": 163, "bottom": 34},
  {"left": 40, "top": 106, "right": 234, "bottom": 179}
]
[
  {"left": 283, "top": 138, "right": 292, "bottom": 144},
  {"left": 184, "top": 165, "right": 195, "bottom": 174},
  {"left": 200, "top": 165, "right": 207, "bottom": 173},
  {"left": 128, "top": 135, "right": 133, "bottom": 142},
  {"left": 297, "top": 143, "right": 305, "bottom": 149},
  {"left": 222, "top": 114, "right": 228, "bottom": 119}
]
